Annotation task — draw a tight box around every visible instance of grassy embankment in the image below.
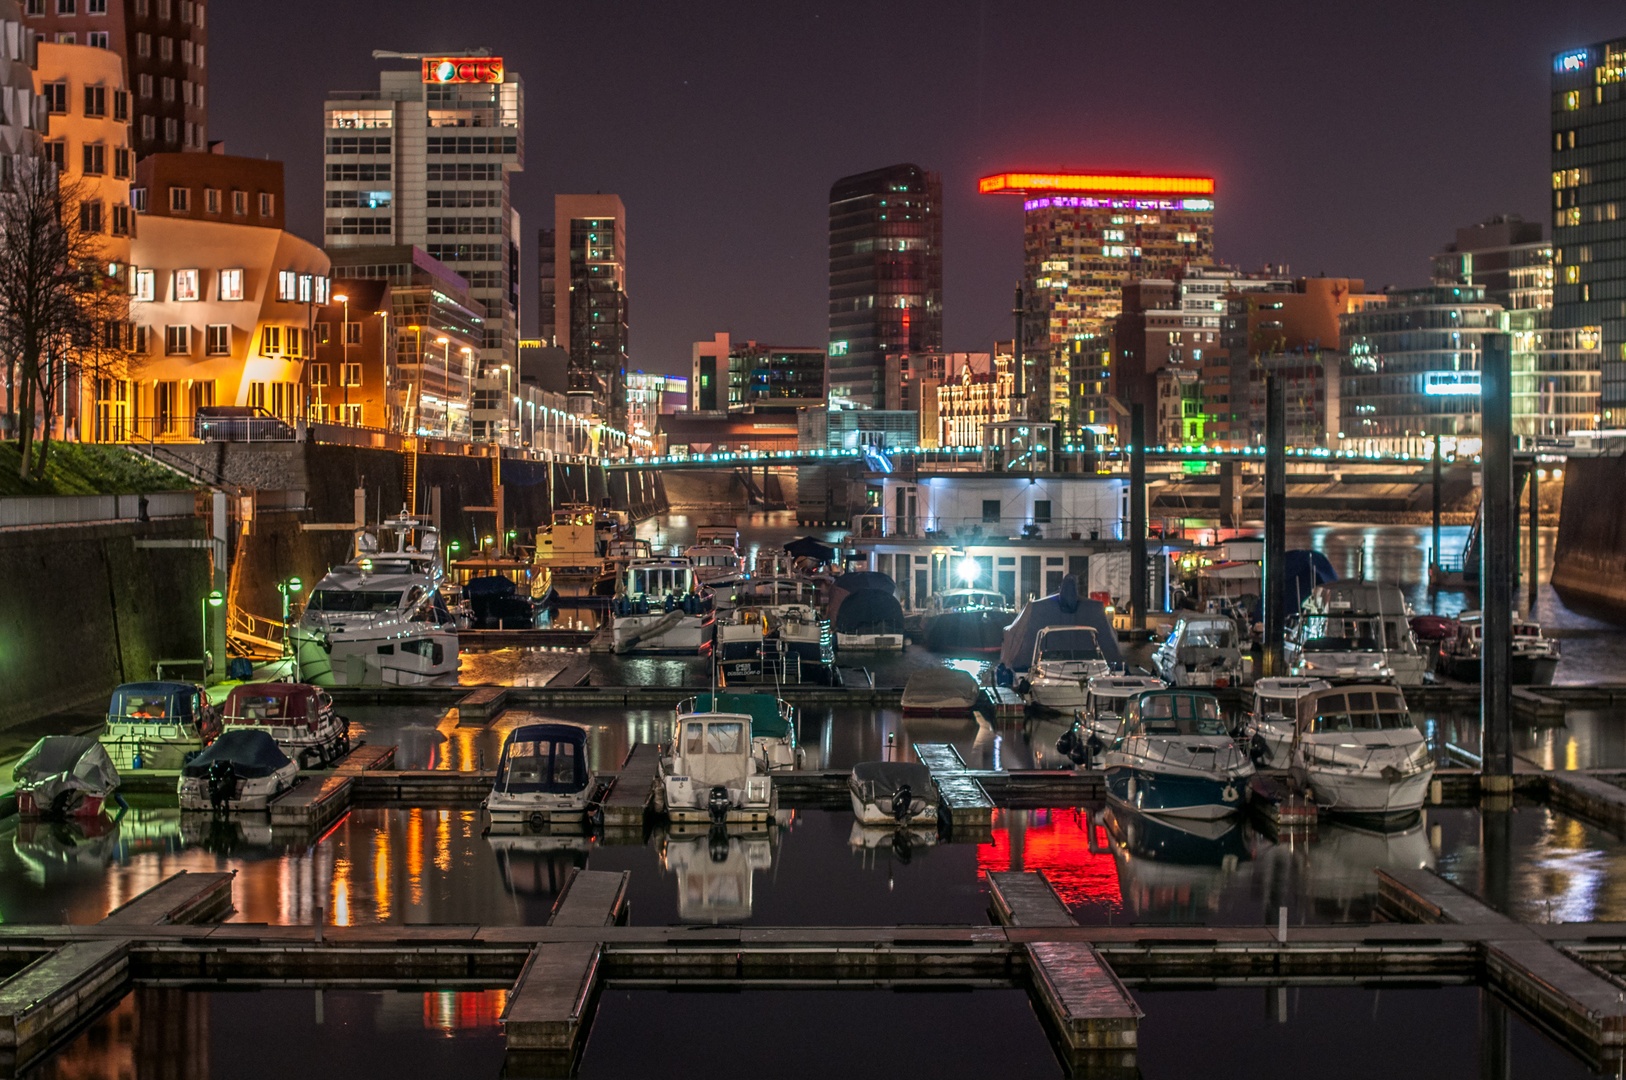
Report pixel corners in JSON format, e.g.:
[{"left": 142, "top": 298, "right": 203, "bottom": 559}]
[{"left": 0, "top": 440, "right": 195, "bottom": 497}]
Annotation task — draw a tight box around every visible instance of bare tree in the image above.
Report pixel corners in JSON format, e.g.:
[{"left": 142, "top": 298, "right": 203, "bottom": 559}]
[{"left": 0, "top": 164, "right": 137, "bottom": 481}]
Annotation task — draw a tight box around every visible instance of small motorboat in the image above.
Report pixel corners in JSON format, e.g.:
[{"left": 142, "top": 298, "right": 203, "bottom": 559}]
[
  {"left": 1436, "top": 611, "right": 1561, "bottom": 685},
  {"left": 1053, "top": 674, "right": 1166, "bottom": 769},
  {"left": 177, "top": 729, "right": 299, "bottom": 812},
  {"left": 920, "top": 588, "right": 1014, "bottom": 653},
  {"left": 832, "top": 585, "right": 906, "bottom": 651},
  {"left": 848, "top": 761, "right": 938, "bottom": 826},
  {"left": 1022, "top": 626, "right": 1113, "bottom": 712},
  {"left": 1291, "top": 683, "right": 1434, "bottom": 817},
  {"left": 1101, "top": 688, "right": 1255, "bottom": 819},
  {"left": 13, "top": 736, "right": 120, "bottom": 818},
  {"left": 483, "top": 723, "right": 596, "bottom": 833},
  {"left": 682, "top": 691, "right": 802, "bottom": 772},
  {"left": 220, "top": 683, "right": 351, "bottom": 769},
  {"left": 1239, "top": 677, "right": 1331, "bottom": 769},
  {"left": 658, "top": 706, "right": 776, "bottom": 824},
  {"left": 99, "top": 681, "right": 221, "bottom": 770},
  {"left": 1151, "top": 615, "right": 1244, "bottom": 688},
  {"left": 901, "top": 668, "right": 980, "bottom": 717}
]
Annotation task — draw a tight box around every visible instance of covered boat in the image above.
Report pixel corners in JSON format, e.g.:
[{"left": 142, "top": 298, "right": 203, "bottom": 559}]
[
  {"left": 1240, "top": 677, "right": 1331, "bottom": 768},
  {"left": 901, "top": 667, "right": 980, "bottom": 716},
  {"left": 1291, "top": 684, "right": 1434, "bottom": 817},
  {"left": 1101, "top": 688, "right": 1254, "bottom": 819},
  {"left": 99, "top": 680, "right": 220, "bottom": 770},
  {"left": 13, "top": 736, "right": 119, "bottom": 818},
  {"left": 178, "top": 729, "right": 299, "bottom": 811},
  {"left": 484, "top": 724, "right": 596, "bottom": 832},
  {"left": 659, "top": 708, "right": 776, "bottom": 824},
  {"left": 848, "top": 761, "right": 938, "bottom": 826},
  {"left": 220, "top": 683, "right": 350, "bottom": 768},
  {"left": 830, "top": 583, "right": 905, "bottom": 651},
  {"left": 999, "top": 575, "right": 1122, "bottom": 673},
  {"left": 1023, "top": 626, "right": 1113, "bottom": 711},
  {"left": 683, "top": 692, "right": 801, "bottom": 772},
  {"left": 920, "top": 588, "right": 1014, "bottom": 653}
]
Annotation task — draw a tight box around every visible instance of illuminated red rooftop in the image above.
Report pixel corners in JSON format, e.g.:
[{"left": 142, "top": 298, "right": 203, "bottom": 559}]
[{"left": 978, "top": 172, "right": 1215, "bottom": 196}]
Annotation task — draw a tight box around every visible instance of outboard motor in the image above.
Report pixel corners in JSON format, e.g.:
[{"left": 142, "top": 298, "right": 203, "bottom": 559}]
[
  {"left": 1248, "top": 733, "right": 1271, "bottom": 768},
  {"left": 206, "top": 760, "right": 237, "bottom": 811},
  {"left": 708, "top": 824, "right": 731, "bottom": 863},
  {"left": 1056, "top": 724, "right": 1078, "bottom": 757},
  {"left": 707, "top": 784, "right": 731, "bottom": 823},
  {"left": 892, "top": 783, "right": 913, "bottom": 824}
]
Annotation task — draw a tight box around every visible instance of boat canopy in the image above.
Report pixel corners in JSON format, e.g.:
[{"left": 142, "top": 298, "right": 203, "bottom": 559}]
[
  {"left": 1000, "top": 575, "right": 1122, "bottom": 671},
  {"left": 497, "top": 724, "right": 590, "bottom": 794},
  {"left": 690, "top": 693, "right": 792, "bottom": 739},
  {"left": 182, "top": 729, "right": 292, "bottom": 778},
  {"left": 106, "top": 681, "right": 202, "bottom": 722},
  {"left": 1295, "top": 686, "right": 1414, "bottom": 733},
  {"left": 14, "top": 736, "right": 119, "bottom": 806},
  {"left": 1124, "top": 690, "right": 1227, "bottom": 736},
  {"left": 222, "top": 683, "right": 328, "bottom": 723},
  {"left": 833, "top": 570, "right": 895, "bottom": 595},
  {"left": 464, "top": 575, "right": 518, "bottom": 598},
  {"left": 1036, "top": 626, "right": 1102, "bottom": 660},
  {"left": 936, "top": 589, "right": 1011, "bottom": 612},
  {"left": 784, "top": 536, "right": 835, "bottom": 563}
]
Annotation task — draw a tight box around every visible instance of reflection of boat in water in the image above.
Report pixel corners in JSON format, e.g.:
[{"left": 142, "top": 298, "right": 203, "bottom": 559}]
[
  {"left": 1106, "top": 805, "right": 1250, "bottom": 921},
  {"left": 176, "top": 813, "right": 313, "bottom": 856},
  {"left": 1301, "top": 814, "right": 1434, "bottom": 910},
  {"left": 659, "top": 825, "right": 775, "bottom": 922},
  {"left": 847, "top": 820, "right": 938, "bottom": 865},
  {"left": 11, "top": 816, "right": 122, "bottom": 884},
  {"left": 487, "top": 831, "right": 591, "bottom": 899}
]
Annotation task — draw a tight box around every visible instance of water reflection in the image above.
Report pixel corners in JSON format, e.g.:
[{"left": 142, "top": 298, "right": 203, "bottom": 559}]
[{"left": 659, "top": 824, "right": 776, "bottom": 923}]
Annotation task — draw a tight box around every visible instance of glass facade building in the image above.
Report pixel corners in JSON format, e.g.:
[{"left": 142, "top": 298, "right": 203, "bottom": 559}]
[
  {"left": 1552, "top": 40, "right": 1626, "bottom": 415},
  {"left": 540, "top": 194, "right": 628, "bottom": 428},
  {"left": 828, "top": 164, "right": 943, "bottom": 409}
]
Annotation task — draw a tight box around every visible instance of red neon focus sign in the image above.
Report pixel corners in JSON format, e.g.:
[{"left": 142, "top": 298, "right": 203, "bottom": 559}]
[
  {"left": 979, "top": 172, "right": 1214, "bottom": 196},
  {"left": 422, "top": 57, "right": 504, "bottom": 84}
]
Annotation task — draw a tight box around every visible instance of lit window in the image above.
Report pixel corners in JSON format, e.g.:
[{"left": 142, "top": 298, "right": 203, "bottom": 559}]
[
  {"left": 173, "top": 269, "right": 199, "bottom": 301},
  {"left": 260, "top": 325, "right": 282, "bottom": 356},
  {"left": 276, "top": 270, "right": 297, "bottom": 301},
  {"left": 131, "top": 269, "right": 154, "bottom": 301},
  {"left": 1565, "top": 90, "right": 1581, "bottom": 110},
  {"left": 218, "top": 268, "right": 243, "bottom": 301}
]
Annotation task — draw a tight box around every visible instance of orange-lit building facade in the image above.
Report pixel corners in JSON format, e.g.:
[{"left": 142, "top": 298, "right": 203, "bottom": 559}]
[
  {"left": 310, "top": 277, "right": 393, "bottom": 428},
  {"left": 936, "top": 348, "right": 1012, "bottom": 448},
  {"left": 980, "top": 171, "right": 1215, "bottom": 435}
]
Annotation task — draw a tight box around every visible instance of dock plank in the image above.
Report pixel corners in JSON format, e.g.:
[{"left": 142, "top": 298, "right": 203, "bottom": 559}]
[
  {"left": 100, "top": 871, "right": 235, "bottom": 926},
  {"left": 1485, "top": 938, "right": 1626, "bottom": 1052},
  {"left": 548, "top": 870, "right": 629, "bottom": 928},
  {"left": 457, "top": 686, "right": 509, "bottom": 725},
  {"left": 915, "top": 742, "right": 993, "bottom": 830},
  {"left": 332, "top": 743, "right": 396, "bottom": 771},
  {"left": 988, "top": 871, "right": 1077, "bottom": 927},
  {"left": 268, "top": 775, "right": 353, "bottom": 831},
  {"left": 0, "top": 940, "right": 129, "bottom": 1063},
  {"left": 1376, "top": 867, "right": 1513, "bottom": 926},
  {"left": 1027, "top": 941, "right": 1143, "bottom": 1052},
  {"left": 1547, "top": 773, "right": 1626, "bottom": 833},
  {"left": 502, "top": 941, "right": 601, "bottom": 1051},
  {"left": 601, "top": 744, "right": 658, "bottom": 827}
]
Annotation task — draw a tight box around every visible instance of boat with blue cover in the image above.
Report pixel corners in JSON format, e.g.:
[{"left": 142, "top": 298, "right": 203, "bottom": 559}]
[
  {"left": 1101, "top": 688, "right": 1254, "bottom": 819},
  {"left": 483, "top": 723, "right": 597, "bottom": 832}
]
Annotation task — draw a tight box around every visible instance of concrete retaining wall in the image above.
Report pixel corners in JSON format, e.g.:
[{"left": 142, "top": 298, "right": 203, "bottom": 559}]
[{"left": 0, "top": 517, "right": 211, "bottom": 727}]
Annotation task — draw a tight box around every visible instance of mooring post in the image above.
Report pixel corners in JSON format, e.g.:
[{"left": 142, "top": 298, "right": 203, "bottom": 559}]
[
  {"left": 1130, "top": 404, "right": 1147, "bottom": 634},
  {"left": 1527, "top": 464, "right": 1539, "bottom": 613},
  {"left": 1431, "top": 436, "right": 1442, "bottom": 574},
  {"left": 1262, "top": 376, "right": 1287, "bottom": 677},
  {"left": 1481, "top": 332, "right": 1514, "bottom": 788}
]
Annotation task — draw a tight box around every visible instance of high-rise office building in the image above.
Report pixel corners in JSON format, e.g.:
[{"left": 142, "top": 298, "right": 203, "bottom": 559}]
[
  {"left": 1552, "top": 41, "right": 1626, "bottom": 418},
  {"left": 322, "top": 54, "right": 523, "bottom": 399},
  {"left": 979, "top": 171, "right": 1215, "bottom": 430},
  {"left": 1433, "top": 214, "right": 1600, "bottom": 437},
  {"left": 538, "top": 194, "right": 628, "bottom": 427},
  {"left": 22, "top": 0, "right": 206, "bottom": 158},
  {"left": 828, "top": 163, "right": 942, "bottom": 409}
]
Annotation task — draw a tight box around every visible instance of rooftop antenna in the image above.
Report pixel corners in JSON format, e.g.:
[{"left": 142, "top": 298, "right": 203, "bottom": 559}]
[{"left": 371, "top": 49, "right": 492, "bottom": 59}]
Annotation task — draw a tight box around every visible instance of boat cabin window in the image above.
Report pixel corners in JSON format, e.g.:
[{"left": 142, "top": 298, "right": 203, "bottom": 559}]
[
  {"left": 552, "top": 741, "right": 577, "bottom": 784},
  {"left": 1514, "top": 624, "right": 1541, "bottom": 637},
  {"left": 1297, "top": 615, "right": 1380, "bottom": 652},
  {"left": 308, "top": 589, "right": 404, "bottom": 613},
  {"left": 943, "top": 591, "right": 1005, "bottom": 611},
  {"left": 1257, "top": 695, "right": 1290, "bottom": 717},
  {"left": 1039, "top": 629, "right": 1102, "bottom": 660},
  {"left": 1308, "top": 691, "right": 1416, "bottom": 732},
  {"left": 684, "top": 721, "right": 744, "bottom": 756},
  {"left": 1129, "top": 695, "right": 1226, "bottom": 736},
  {"left": 120, "top": 693, "right": 170, "bottom": 719},
  {"left": 694, "top": 553, "right": 738, "bottom": 568},
  {"left": 237, "top": 694, "right": 289, "bottom": 720},
  {"left": 506, "top": 740, "right": 548, "bottom": 785},
  {"left": 1181, "top": 623, "right": 1235, "bottom": 649}
]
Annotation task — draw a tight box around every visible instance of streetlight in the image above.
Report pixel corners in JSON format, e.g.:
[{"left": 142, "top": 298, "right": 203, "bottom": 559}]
[
  {"left": 202, "top": 589, "right": 223, "bottom": 682},
  {"left": 958, "top": 558, "right": 979, "bottom": 584},
  {"left": 277, "top": 576, "right": 303, "bottom": 678},
  {"left": 334, "top": 294, "right": 351, "bottom": 425}
]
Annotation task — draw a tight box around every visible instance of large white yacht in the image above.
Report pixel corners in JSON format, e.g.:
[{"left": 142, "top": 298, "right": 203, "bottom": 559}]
[
  {"left": 290, "top": 511, "right": 460, "bottom": 686},
  {"left": 1285, "top": 582, "right": 1426, "bottom": 686},
  {"left": 610, "top": 558, "right": 714, "bottom": 653}
]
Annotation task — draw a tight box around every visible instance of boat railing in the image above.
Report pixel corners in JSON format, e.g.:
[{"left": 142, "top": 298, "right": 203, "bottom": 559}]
[
  {"left": 851, "top": 512, "right": 1123, "bottom": 541},
  {"left": 1299, "top": 737, "right": 1431, "bottom": 776},
  {"left": 1126, "top": 736, "right": 1249, "bottom": 774}
]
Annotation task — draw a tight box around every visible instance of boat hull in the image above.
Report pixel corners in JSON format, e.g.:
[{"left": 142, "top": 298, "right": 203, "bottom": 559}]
[
  {"left": 922, "top": 611, "right": 1007, "bottom": 653},
  {"left": 837, "top": 632, "right": 904, "bottom": 652},
  {"left": 1028, "top": 677, "right": 1088, "bottom": 712},
  {"left": 485, "top": 789, "right": 594, "bottom": 829},
  {"left": 1308, "top": 766, "right": 1434, "bottom": 816},
  {"left": 99, "top": 728, "right": 206, "bottom": 771},
  {"left": 16, "top": 791, "right": 107, "bottom": 818},
  {"left": 292, "top": 627, "right": 459, "bottom": 687},
  {"left": 1438, "top": 653, "right": 1558, "bottom": 686},
  {"left": 613, "top": 612, "right": 712, "bottom": 653},
  {"left": 1104, "top": 765, "right": 1248, "bottom": 819},
  {"left": 849, "top": 790, "right": 939, "bottom": 826}
]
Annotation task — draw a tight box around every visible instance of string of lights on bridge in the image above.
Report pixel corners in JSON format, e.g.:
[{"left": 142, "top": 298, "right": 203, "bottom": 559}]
[{"left": 609, "top": 443, "right": 1482, "bottom": 470}]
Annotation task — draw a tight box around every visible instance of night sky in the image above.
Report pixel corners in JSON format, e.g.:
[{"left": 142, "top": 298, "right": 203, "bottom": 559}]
[{"left": 212, "top": 0, "right": 1623, "bottom": 376}]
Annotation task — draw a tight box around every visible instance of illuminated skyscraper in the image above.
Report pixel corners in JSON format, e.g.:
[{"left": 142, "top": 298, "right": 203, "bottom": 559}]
[
  {"left": 539, "top": 194, "right": 628, "bottom": 426},
  {"left": 979, "top": 172, "right": 1215, "bottom": 431},
  {"left": 828, "top": 164, "right": 942, "bottom": 409}
]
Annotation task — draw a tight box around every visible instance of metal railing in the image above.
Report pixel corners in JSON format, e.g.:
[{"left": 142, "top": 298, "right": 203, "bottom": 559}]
[
  {"left": 851, "top": 513, "right": 1122, "bottom": 541},
  {"left": 0, "top": 491, "right": 198, "bottom": 529}
]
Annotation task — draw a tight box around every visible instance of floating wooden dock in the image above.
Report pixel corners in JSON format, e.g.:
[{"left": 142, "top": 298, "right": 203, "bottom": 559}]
[
  {"left": 99, "top": 870, "right": 235, "bottom": 927},
  {"left": 982, "top": 686, "right": 1026, "bottom": 718},
  {"left": 269, "top": 775, "right": 353, "bottom": 831},
  {"left": 1543, "top": 773, "right": 1626, "bottom": 833},
  {"left": 914, "top": 743, "right": 994, "bottom": 835},
  {"left": 332, "top": 743, "right": 396, "bottom": 772},
  {"left": 456, "top": 686, "right": 510, "bottom": 724},
  {"left": 600, "top": 744, "right": 658, "bottom": 828},
  {"left": 548, "top": 869, "right": 630, "bottom": 928}
]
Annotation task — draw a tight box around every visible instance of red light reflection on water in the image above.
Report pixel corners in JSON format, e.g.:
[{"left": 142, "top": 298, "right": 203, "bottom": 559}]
[
  {"left": 976, "top": 807, "right": 1122, "bottom": 916},
  {"left": 422, "top": 989, "right": 508, "bottom": 1034}
]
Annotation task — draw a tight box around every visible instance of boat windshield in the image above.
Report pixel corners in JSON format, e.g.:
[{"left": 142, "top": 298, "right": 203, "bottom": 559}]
[
  {"left": 117, "top": 693, "right": 172, "bottom": 719},
  {"left": 1306, "top": 690, "right": 1415, "bottom": 732},
  {"left": 1129, "top": 694, "right": 1227, "bottom": 736},
  {"left": 683, "top": 721, "right": 744, "bottom": 756},
  {"left": 1039, "top": 629, "right": 1101, "bottom": 661},
  {"left": 1180, "top": 622, "right": 1235, "bottom": 649},
  {"left": 502, "top": 737, "right": 584, "bottom": 790},
  {"left": 1297, "top": 615, "right": 1381, "bottom": 652},
  {"left": 1256, "top": 696, "right": 1292, "bottom": 717},
  {"left": 1514, "top": 624, "right": 1542, "bottom": 638},
  {"left": 631, "top": 567, "right": 691, "bottom": 596},
  {"left": 942, "top": 592, "right": 1006, "bottom": 611},
  {"left": 308, "top": 589, "right": 403, "bottom": 612},
  {"left": 693, "top": 553, "right": 739, "bottom": 568}
]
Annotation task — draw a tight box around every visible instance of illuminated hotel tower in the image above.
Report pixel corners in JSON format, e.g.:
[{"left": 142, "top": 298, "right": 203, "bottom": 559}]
[{"left": 979, "top": 172, "right": 1215, "bottom": 430}]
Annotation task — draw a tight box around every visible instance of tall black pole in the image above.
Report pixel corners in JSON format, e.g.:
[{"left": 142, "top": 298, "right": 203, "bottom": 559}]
[
  {"left": 1263, "top": 375, "right": 1286, "bottom": 677},
  {"left": 1130, "top": 403, "right": 1147, "bottom": 634},
  {"left": 1431, "top": 436, "right": 1442, "bottom": 574},
  {"left": 1527, "top": 465, "right": 1539, "bottom": 613},
  {"left": 1481, "top": 332, "right": 1513, "bottom": 787}
]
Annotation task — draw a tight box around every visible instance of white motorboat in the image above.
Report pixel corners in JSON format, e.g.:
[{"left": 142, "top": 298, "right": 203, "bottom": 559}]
[
  {"left": 718, "top": 575, "right": 834, "bottom": 678},
  {"left": 848, "top": 761, "right": 939, "bottom": 826},
  {"left": 1240, "top": 677, "right": 1331, "bottom": 769},
  {"left": 611, "top": 558, "right": 715, "bottom": 653},
  {"left": 1023, "top": 626, "right": 1113, "bottom": 712},
  {"left": 1054, "top": 674, "right": 1167, "bottom": 769},
  {"left": 680, "top": 691, "right": 803, "bottom": 773},
  {"left": 177, "top": 729, "right": 299, "bottom": 812},
  {"left": 218, "top": 682, "right": 350, "bottom": 769},
  {"left": 1151, "top": 615, "right": 1244, "bottom": 688},
  {"left": 1101, "top": 688, "right": 1255, "bottom": 819},
  {"left": 1287, "top": 582, "right": 1426, "bottom": 686},
  {"left": 99, "top": 680, "right": 220, "bottom": 771},
  {"left": 658, "top": 705, "right": 776, "bottom": 824},
  {"left": 484, "top": 724, "right": 596, "bottom": 833},
  {"left": 1291, "top": 683, "right": 1434, "bottom": 817},
  {"left": 1436, "top": 610, "right": 1561, "bottom": 685},
  {"left": 684, "top": 544, "right": 749, "bottom": 595},
  {"left": 291, "top": 511, "right": 460, "bottom": 687}
]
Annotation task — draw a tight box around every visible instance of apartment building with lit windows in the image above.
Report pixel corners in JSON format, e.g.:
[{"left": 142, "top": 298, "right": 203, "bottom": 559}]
[
  {"left": 34, "top": 42, "right": 133, "bottom": 250},
  {"left": 22, "top": 0, "right": 207, "bottom": 157},
  {"left": 87, "top": 153, "right": 331, "bottom": 441},
  {"left": 979, "top": 171, "right": 1215, "bottom": 434},
  {"left": 539, "top": 194, "right": 628, "bottom": 426}
]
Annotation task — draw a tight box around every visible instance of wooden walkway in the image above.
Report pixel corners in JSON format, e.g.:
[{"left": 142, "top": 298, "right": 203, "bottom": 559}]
[
  {"left": 601, "top": 744, "right": 659, "bottom": 827},
  {"left": 99, "top": 870, "right": 235, "bottom": 927},
  {"left": 269, "top": 775, "right": 353, "bottom": 831},
  {"left": 332, "top": 743, "right": 396, "bottom": 771},
  {"left": 456, "top": 686, "right": 509, "bottom": 724},
  {"left": 548, "top": 870, "right": 629, "bottom": 927},
  {"left": 914, "top": 742, "right": 994, "bottom": 834}
]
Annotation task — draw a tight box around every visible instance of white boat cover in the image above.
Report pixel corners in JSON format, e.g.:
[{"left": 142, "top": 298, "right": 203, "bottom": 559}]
[
  {"left": 13, "top": 736, "right": 119, "bottom": 808},
  {"left": 901, "top": 668, "right": 980, "bottom": 710},
  {"left": 849, "top": 761, "right": 936, "bottom": 805}
]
